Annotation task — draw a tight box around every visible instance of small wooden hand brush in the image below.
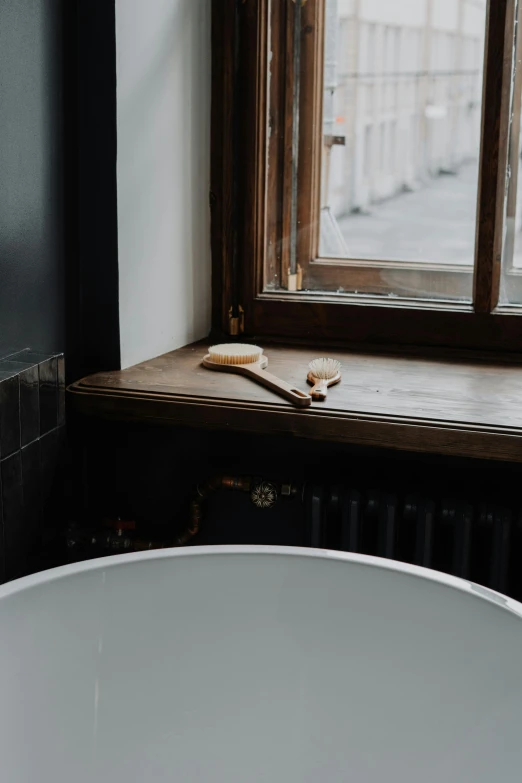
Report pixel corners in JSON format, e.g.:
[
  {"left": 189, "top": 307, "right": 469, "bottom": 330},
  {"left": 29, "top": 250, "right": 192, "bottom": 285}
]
[
  {"left": 203, "top": 344, "right": 312, "bottom": 408},
  {"left": 307, "top": 358, "right": 341, "bottom": 401}
]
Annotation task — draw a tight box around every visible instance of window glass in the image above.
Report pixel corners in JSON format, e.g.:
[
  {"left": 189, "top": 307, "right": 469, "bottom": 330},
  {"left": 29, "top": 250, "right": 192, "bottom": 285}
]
[
  {"left": 317, "top": 0, "right": 487, "bottom": 301},
  {"left": 500, "top": 2, "right": 522, "bottom": 305}
]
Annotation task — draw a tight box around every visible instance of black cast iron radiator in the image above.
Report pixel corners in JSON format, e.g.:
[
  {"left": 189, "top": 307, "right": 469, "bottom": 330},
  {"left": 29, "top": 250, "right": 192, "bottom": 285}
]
[{"left": 304, "top": 484, "right": 522, "bottom": 601}]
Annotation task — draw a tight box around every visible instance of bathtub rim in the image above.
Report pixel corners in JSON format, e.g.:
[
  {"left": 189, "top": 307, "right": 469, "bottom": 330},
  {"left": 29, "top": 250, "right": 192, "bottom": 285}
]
[{"left": 0, "top": 544, "right": 521, "bottom": 620}]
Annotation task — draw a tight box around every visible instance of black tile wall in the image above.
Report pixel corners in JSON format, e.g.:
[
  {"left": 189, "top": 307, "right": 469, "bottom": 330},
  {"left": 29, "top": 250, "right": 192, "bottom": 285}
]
[
  {"left": 57, "top": 355, "right": 65, "bottom": 427},
  {"left": 21, "top": 440, "right": 42, "bottom": 577},
  {"left": 1, "top": 453, "right": 23, "bottom": 581},
  {"left": 40, "top": 427, "right": 60, "bottom": 518},
  {"left": 39, "top": 356, "right": 59, "bottom": 435},
  {"left": 0, "top": 350, "right": 65, "bottom": 581},
  {"left": 5, "top": 350, "right": 63, "bottom": 437},
  {"left": 0, "top": 366, "right": 21, "bottom": 458},
  {"left": 0, "top": 466, "right": 3, "bottom": 583},
  {"left": 19, "top": 362, "right": 40, "bottom": 447},
  {"left": 0, "top": 358, "right": 41, "bottom": 451}
]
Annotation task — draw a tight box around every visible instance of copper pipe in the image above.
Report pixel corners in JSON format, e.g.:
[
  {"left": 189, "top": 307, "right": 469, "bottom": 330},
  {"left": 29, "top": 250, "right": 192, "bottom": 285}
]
[
  {"left": 68, "top": 476, "right": 295, "bottom": 557},
  {"left": 184, "top": 475, "right": 253, "bottom": 545}
]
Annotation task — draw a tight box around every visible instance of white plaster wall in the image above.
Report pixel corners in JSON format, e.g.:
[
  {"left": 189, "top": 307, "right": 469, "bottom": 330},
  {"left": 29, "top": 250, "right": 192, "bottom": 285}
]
[{"left": 116, "top": 0, "right": 211, "bottom": 368}]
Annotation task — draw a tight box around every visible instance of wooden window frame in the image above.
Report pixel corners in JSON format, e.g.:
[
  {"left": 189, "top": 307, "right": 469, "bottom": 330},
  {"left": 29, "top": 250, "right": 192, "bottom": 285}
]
[{"left": 211, "top": 0, "right": 522, "bottom": 353}]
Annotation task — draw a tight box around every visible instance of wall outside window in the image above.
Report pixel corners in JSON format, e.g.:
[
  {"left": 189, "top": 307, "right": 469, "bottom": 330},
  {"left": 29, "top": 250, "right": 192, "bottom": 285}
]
[{"left": 328, "top": 0, "right": 486, "bottom": 217}]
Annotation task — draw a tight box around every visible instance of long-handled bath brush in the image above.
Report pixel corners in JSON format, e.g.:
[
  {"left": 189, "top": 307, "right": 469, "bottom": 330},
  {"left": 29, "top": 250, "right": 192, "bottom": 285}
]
[
  {"left": 307, "top": 358, "right": 341, "bottom": 401},
  {"left": 203, "top": 344, "right": 312, "bottom": 407}
]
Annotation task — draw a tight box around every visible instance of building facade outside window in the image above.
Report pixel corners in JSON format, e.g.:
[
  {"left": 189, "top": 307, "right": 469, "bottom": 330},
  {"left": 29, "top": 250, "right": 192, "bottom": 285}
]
[{"left": 322, "top": 0, "right": 487, "bottom": 266}]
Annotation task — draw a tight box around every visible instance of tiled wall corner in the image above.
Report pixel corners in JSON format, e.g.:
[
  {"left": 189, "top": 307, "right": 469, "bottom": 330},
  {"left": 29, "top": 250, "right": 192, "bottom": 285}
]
[
  {"left": 0, "top": 350, "right": 66, "bottom": 581},
  {"left": 0, "top": 365, "right": 22, "bottom": 458}
]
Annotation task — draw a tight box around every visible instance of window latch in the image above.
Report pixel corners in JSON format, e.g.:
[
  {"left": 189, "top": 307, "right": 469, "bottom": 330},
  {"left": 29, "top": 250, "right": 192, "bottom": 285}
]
[
  {"left": 324, "top": 135, "right": 346, "bottom": 148},
  {"left": 228, "top": 306, "right": 245, "bottom": 336}
]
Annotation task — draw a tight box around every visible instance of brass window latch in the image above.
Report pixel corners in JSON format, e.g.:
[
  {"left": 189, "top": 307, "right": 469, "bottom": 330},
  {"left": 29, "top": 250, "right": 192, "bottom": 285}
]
[
  {"left": 228, "top": 305, "right": 245, "bottom": 336},
  {"left": 287, "top": 264, "right": 303, "bottom": 292}
]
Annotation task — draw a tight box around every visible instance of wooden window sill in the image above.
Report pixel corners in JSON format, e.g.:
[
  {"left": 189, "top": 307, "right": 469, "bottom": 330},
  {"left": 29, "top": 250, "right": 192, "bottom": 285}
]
[{"left": 67, "top": 341, "right": 522, "bottom": 463}]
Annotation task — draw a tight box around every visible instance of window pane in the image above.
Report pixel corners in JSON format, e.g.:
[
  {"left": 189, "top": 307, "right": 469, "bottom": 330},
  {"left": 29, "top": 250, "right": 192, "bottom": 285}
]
[
  {"left": 500, "top": 1, "right": 522, "bottom": 306},
  {"left": 317, "top": 0, "right": 486, "bottom": 301}
]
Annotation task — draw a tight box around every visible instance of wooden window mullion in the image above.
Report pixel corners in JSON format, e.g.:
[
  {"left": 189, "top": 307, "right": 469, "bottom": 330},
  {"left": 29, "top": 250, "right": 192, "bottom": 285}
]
[
  {"left": 296, "top": 0, "right": 324, "bottom": 280},
  {"left": 281, "top": 1, "right": 298, "bottom": 290},
  {"left": 210, "top": 0, "right": 237, "bottom": 334},
  {"left": 473, "top": 0, "right": 514, "bottom": 313}
]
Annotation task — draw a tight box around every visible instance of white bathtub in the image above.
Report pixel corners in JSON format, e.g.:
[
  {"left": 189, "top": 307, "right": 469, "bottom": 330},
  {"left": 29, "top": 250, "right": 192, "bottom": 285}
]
[{"left": 0, "top": 546, "right": 521, "bottom": 782}]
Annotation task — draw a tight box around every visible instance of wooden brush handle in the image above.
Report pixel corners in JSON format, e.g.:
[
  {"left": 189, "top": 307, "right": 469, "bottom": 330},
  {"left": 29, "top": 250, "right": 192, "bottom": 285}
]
[
  {"left": 242, "top": 365, "right": 311, "bottom": 407},
  {"left": 310, "top": 379, "right": 329, "bottom": 401},
  {"left": 307, "top": 370, "right": 341, "bottom": 401}
]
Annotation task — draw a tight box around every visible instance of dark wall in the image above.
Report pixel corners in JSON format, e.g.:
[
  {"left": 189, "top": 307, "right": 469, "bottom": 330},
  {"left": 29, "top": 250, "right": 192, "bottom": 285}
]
[
  {"left": 68, "top": 0, "right": 120, "bottom": 379},
  {"left": 0, "top": 0, "right": 65, "bottom": 358},
  {"left": 0, "top": 1, "right": 120, "bottom": 581},
  {"left": 0, "top": 0, "right": 121, "bottom": 380}
]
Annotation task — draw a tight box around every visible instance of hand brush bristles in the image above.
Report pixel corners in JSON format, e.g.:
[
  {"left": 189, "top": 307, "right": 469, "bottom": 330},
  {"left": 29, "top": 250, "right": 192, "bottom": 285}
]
[
  {"left": 308, "top": 358, "right": 341, "bottom": 379},
  {"left": 208, "top": 343, "right": 264, "bottom": 365}
]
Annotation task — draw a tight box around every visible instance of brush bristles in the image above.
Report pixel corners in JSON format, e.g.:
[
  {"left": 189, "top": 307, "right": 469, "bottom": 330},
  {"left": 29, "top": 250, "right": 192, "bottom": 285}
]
[
  {"left": 308, "top": 358, "right": 341, "bottom": 379},
  {"left": 208, "top": 343, "right": 264, "bottom": 365}
]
